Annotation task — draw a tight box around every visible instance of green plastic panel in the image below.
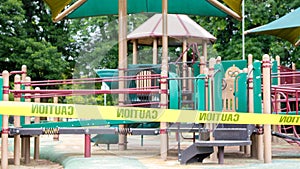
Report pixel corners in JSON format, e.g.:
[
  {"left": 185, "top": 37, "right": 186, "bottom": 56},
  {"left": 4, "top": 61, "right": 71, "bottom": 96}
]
[
  {"left": 192, "top": 61, "right": 200, "bottom": 77},
  {"left": 21, "top": 119, "right": 138, "bottom": 128},
  {"left": 213, "top": 64, "right": 223, "bottom": 111},
  {"left": 253, "top": 61, "right": 262, "bottom": 113},
  {"left": 196, "top": 74, "right": 206, "bottom": 110},
  {"left": 272, "top": 60, "right": 278, "bottom": 85},
  {"left": 234, "top": 73, "right": 248, "bottom": 112},
  {"left": 95, "top": 69, "right": 119, "bottom": 89},
  {"left": 221, "top": 60, "right": 247, "bottom": 73},
  {"left": 169, "top": 72, "right": 180, "bottom": 109}
]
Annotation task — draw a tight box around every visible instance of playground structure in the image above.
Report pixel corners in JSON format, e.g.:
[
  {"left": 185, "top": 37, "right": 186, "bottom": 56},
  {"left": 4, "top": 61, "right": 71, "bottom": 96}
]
[
  {"left": 0, "top": 50, "right": 300, "bottom": 168},
  {"left": 0, "top": 12, "right": 300, "bottom": 169}
]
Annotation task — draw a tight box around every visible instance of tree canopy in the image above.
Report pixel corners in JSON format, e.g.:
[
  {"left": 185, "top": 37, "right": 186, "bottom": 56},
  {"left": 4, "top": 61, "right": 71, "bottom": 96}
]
[
  {"left": 0, "top": 0, "right": 78, "bottom": 80},
  {"left": 193, "top": 0, "right": 300, "bottom": 66}
]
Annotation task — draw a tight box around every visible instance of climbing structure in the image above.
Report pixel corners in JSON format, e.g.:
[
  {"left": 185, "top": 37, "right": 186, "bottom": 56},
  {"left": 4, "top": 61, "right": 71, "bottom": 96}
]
[{"left": 271, "top": 60, "right": 300, "bottom": 145}]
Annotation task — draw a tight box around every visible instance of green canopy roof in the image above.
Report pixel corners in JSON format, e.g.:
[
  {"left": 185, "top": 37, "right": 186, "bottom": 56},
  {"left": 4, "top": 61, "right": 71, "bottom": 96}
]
[
  {"left": 245, "top": 7, "right": 300, "bottom": 46},
  {"left": 67, "top": 0, "right": 228, "bottom": 19}
]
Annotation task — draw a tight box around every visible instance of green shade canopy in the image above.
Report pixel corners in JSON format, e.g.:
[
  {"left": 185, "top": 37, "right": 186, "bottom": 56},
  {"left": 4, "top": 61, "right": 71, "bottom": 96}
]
[
  {"left": 67, "top": 0, "right": 229, "bottom": 19},
  {"left": 245, "top": 7, "right": 300, "bottom": 46}
]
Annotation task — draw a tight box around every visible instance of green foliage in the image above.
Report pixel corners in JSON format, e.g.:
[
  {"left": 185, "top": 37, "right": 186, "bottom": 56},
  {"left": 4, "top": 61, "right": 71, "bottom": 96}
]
[
  {"left": 192, "top": 0, "right": 300, "bottom": 67},
  {"left": 0, "top": 0, "right": 78, "bottom": 82},
  {"left": 70, "top": 14, "right": 151, "bottom": 77}
]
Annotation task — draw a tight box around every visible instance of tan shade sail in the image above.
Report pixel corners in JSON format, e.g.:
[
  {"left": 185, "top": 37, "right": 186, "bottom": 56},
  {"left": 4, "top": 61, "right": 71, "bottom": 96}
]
[
  {"left": 127, "top": 14, "right": 217, "bottom": 46},
  {"left": 222, "top": 0, "right": 242, "bottom": 17},
  {"left": 43, "top": 0, "right": 72, "bottom": 20}
]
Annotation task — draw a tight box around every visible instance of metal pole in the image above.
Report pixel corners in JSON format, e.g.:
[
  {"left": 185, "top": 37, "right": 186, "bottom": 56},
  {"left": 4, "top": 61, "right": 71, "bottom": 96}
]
[{"left": 84, "top": 134, "right": 91, "bottom": 157}]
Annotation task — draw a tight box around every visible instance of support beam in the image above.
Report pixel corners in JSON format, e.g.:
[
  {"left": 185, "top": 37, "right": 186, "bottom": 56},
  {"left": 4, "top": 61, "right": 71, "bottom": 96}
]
[
  {"left": 24, "top": 77, "right": 31, "bottom": 165},
  {"left": 132, "top": 40, "right": 138, "bottom": 64},
  {"left": 182, "top": 39, "right": 187, "bottom": 93},
  {"left": 14, "top": 75, "right": 21, "bottom": 165},
  {"left": 160, "top": 0, "right": 169, "bottom": 161},
  {"left": 1, "top": 70, "right": 9, "bottom": 169},
  {"left": 202, "top": 41, "right": 207, "bottom": 63},
  {"left": 262, "top": 54, "right": 272, "bottom": 163},
  {"left": 53, "top": 97, "right": 60, "bottom": 141},
  {"left": 34, "top": 87, "right": 40, "bottom": 160},
  {"left": 207, "top": 0, "right": 242, "bottom": 21},
  {"left": 53, "top": 0, "right": 87, "bottom": 22},
  {"left": 118, "top": 0, "right": 128, "bottom": 151},
  {"left": 153, "top": 38, "right": 158, "bottom": 64}
]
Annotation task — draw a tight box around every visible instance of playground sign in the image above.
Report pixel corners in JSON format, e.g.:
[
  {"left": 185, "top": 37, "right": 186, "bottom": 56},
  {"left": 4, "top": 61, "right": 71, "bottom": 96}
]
[{"left": 0, "top": 101, "right": 299, "bottom": 125}]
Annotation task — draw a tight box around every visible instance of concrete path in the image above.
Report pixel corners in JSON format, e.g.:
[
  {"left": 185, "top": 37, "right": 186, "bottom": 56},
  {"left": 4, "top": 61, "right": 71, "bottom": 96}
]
[
  {"left": 31, "top": 133, "right": 300, "bottom": 169},
  {"left": 5, "top": 133, "right": 300, "bottom": 169}
]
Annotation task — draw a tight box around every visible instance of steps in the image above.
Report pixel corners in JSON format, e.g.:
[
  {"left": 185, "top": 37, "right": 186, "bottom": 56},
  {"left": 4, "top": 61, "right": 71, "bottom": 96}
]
[
  {"left": 213, "top": 124, "right": 255, "bottom": 140},
  {"left": 179, "top": 144, "right": 213, "bottom": 164}
]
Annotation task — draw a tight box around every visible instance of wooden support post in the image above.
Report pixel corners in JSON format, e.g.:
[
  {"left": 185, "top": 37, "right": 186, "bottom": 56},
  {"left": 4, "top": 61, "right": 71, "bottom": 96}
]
[
  {"left": 21, "top": 65, "right": 27, "bottom": 159},
  {"left": 34, "top": 87, "right": 40, "bottom": 160},
  {"left": 257, "top": 128, "right": 264, "bottom": 160},
  {"left": 272, "top": 56, "right": 281, "bottom": 143},
  {"left": 200, "top": 56, "right": 205, "bottom": 74},
  {"left": 182, "top": 39, "right": 187, "bottom": 96},
  {"left": 262, "top": 54, "right": 272, "bottom": 163},
  {"left": 242, "top": 67, "right": 251, "bottom": 156},
  {"left": 209, "top": 58, "right": 217, "bottom": 162},
  {"left": 53, "top": 97, "right": 59, "bottom": 141},
  {"left": 153, "top": 38, "right": 158, "bottom": 64},
  {"left": 248, "top": 54, "right": 258, "bottom": 158},
  {"left": 188, "top": 67, "right": 193, "bottom": 95},
  {"left": 24, "top": 77, "right": 31, "bottom": 164},
  {"left": 1, "top": 70, "right": 9, "bottom": 169},
  {"left": 21, "top": 65, "right": 27, "bottom": 82},
  {"left": 118, "top": 0, "right": 128, "bottom": 151},
  {"left": 292, "top": 62, "right": 296, "bottom": 84},
  {"left": 204, "top": 68, "right": 209, "bottom": 111},
  {"left": 216, "top": 56, "right": 221, "bottom": 64},
  {"left": 160, "top": 0, "right": 169, "bottom": 160},
  {"left": 202, "top": 41, "right": 207, "bottom": 63},
  {"left": 14, "top": 74, "right": 21, "bottom": 165},
  {"left": 132, "top": 40, "right": 138, "bottom": 64}
]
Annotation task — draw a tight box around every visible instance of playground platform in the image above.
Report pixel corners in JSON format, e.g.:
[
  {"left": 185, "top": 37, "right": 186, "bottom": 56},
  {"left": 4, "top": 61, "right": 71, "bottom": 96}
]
[{"left": 6, "top": 132, "right": 300, "bottom": 169}]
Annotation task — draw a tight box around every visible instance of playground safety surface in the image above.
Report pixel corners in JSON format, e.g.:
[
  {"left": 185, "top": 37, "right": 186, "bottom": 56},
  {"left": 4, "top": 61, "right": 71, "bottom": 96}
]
[{"left": 6, "top": 132, "right": 300, "bottom": 169}]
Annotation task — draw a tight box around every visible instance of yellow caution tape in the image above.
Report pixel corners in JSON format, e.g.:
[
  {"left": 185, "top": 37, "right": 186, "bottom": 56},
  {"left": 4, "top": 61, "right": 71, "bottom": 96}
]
[{"left": 0, "top": 101, "right": 299, "bottom": 125}]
